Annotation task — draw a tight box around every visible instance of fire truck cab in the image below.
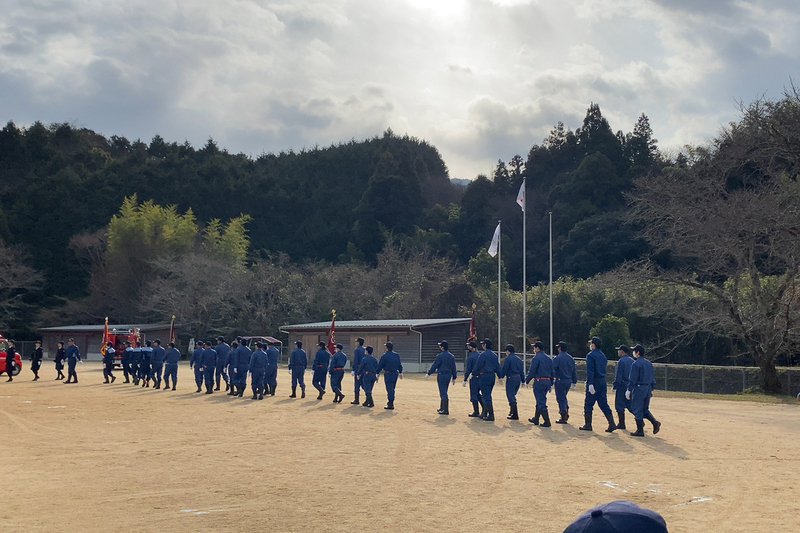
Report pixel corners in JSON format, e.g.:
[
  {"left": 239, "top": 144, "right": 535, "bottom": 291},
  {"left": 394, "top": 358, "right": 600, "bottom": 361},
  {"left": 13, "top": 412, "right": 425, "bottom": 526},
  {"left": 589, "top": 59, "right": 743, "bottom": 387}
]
[{"left": 105, "top": 328, "right": 141, "bottom": 368}]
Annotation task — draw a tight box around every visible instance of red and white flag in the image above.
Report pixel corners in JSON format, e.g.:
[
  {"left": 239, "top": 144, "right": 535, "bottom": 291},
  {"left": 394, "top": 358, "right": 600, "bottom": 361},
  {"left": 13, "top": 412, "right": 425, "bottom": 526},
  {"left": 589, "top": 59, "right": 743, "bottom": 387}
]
[
  {"left": 327, "top": 310, "right": 336, "bottom": 354},
  {"left": 100, "top": 317, "right": 109, "bottom": 355},
  {"left": 516, "top": 180, "right": 525, "bottom": 212}
]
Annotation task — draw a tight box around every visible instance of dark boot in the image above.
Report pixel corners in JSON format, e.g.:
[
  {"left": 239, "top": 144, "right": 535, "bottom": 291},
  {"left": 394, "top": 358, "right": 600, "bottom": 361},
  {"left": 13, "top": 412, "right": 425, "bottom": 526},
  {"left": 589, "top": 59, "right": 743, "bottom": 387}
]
[
  {"left": 163, "top": 378, "right": 170, "bottom": 390},
  {"left": 270, "top": 385, "right": 276, "bottom": 396},
  {"left": 337, "top": 391, "right": 345, "bottom": 403},
  {"left": 258, "top": 391, "right": 264, "bottom": 400},
  {"left": 479, "top": 401, "right": 487, "bottom": 419},
  {"left": 215, "top": 377, "right": 221, "bottom": 391},
  {"left": 251, "top": 391, "right": 258, "bottom": 399},
  {"left": 364, "top": 394, "right": 374, "bottom": 407},
  {"left": 528, "top": 408, "right": 541, "bottom": 425},
  {"left": 225, "top": 382, "right": 230, "bottom": 392},
  {"left": 196, "top": 383, "right": 202, "bottom": 393},
  {"left": 630, "top": 418, "right": 645, "bottom": 437},
  {"left": 237, "top": 385, "right": 244, "bottom": 397},
  {"left": 556, "top": 411, "right": 568, "bottom": 424},
  {"left": 507, "top": 404, "right": 519, "bottom": 420},
  {"left": 437, "top": 399, "right": 444, "bottom": 414},
  {"left": 645, "top": 413, "right": 661, "bottom": 434},
  {"left": 468, "top": 401, "right": 480, "bottom": 417},
  {"left": 153, "top": 379, "right": 159, "bottom": 389},
  {"left": 301, "top": 385, "right": 306, "bottom": 398},
  {"left": 441, "top": 399, "right": 449, "bottom": 415},
  {"left": 564, "top": 408, "right": 569, "bottom": 422},
  {"left": 604, "top": 411, "right": 617, "bottom": 432},
  {"left": 172, "top": 381, "right": 176, "bottom": 391},
  {"left": 579, "top": 413, "right": 593, "bottom": 431},
  {"left": 384, "top": 400, "right": 394, "bottom": 410},
  {"left": 484, "top": 405, "right": 494, "bottom": 421},
  {"left": 227, "top": 384, "right": 236, "bottom": 396},
  {"left": 541, "top": 409, "right": 551, "bottom": 427},
  {"left": 290, "top": 386, "right": 297, "bottom": 398},
  {"left": 205, "top": 383, "right": 213, "bottom": 394},
  {"left": 351, "top": 391, "right": 360, "bottom": 405},
  {"left": 616, "top": 411, "right": 626, "bottom": 430}
]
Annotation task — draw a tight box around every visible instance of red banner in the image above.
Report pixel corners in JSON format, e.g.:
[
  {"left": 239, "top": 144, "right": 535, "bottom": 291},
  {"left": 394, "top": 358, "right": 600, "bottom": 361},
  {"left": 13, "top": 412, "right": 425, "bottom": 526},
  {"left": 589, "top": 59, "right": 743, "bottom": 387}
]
[{"left": 327, "top": 309, "right": 336, "bottom": 354}]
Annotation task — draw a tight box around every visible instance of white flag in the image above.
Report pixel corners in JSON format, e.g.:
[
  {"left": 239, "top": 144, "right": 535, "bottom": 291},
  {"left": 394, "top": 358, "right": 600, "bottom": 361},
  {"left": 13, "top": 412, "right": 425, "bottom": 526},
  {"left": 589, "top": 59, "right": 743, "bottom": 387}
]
[
  {"left": 516, "top": 181, "right": 525, "bottom": 212},
  {"left": 488, "top": 222, "right": 501, "bottom": 257}
]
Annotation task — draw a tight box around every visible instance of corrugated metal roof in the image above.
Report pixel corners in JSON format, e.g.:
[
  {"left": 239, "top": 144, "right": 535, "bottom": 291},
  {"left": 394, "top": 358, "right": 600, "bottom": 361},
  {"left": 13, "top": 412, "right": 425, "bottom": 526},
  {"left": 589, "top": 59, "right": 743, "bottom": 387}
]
[
  {"left": 39, "top": 323, "right": 173, "bottom": 332},
  {"left": 280, "top": 318, "right": 471, "bottom": 330}
]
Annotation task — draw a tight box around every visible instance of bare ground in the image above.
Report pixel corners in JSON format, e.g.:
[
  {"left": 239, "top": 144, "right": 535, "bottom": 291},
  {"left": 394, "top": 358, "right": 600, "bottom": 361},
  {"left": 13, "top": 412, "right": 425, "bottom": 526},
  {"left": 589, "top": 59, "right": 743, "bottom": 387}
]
[{"left": 0, "top": 362, "right": 798, "bottom": 532}]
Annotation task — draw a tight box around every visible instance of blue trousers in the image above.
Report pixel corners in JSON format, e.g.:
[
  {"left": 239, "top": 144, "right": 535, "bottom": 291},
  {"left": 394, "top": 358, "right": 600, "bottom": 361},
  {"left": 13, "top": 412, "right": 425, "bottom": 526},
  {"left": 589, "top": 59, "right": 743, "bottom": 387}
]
[
  {"left": 630, "top": 385, "right": 653, "bottom": 420},
  {"left": 437, "top": 373, "right": 453, "bottom": 400},
  {"left": 478, "top": 374, "right": 495, "bottom": 407},
  {"left": 330, "top": 369, "right": 344, "bottom": 393},
  {"left": 215, "top": 362, "right": 228, "bottom": 384},
  {"left": 469, "top": 377, "right": 482, "bottom": 403},
  {"left": 291, "top": 369, "right": 305, "bottom": 389},
  {"left": 139, "top": 363, "right": 151, "bottom": 380},
  {"left": 533, "top": 380, "right": 551, "bottom": 410},
  {"left": 164, "top": 363, "right": 178, "bottom": 383},
  {"left": 384, "top": 372, "right": 398, "bottom": 401},
  {"left": 614, "top": 385, "right": 631, "bottom": 413},
  {"left": 362, "top": 373, "right": 376, "bottom": 393},
  {"left": 193, "top": 367, "right": 203, "bottom": 385},
  {"left": 67, "top": 358, "right": 77, "bottom": 380},
  {"left": 122, "top": 359, "right": 132, "bottom": 380},
  {"left": 151, "top": 363, "right": 163, "bottom": 383},
  {"left": 505, "top": 376, "right": 521, "bottom": 404},
  {"left": 312, "top": 368, "right": 327, "bottom": 390},
  {"left": 554, "top": 380, "right": 571, "bottom": 413},
  {"left": 584, "top": 379, "right": 612, "bottom": 416},
  {"left": 251, "top": 370, "right": 265, "bottom": 394},
  {"left": 264, "top": 366, "right": 277, "bottom": 389},
  {"left": 353, "top": 373, "right": 362, "bottom": 392},
  {"left": 203, "top": 367, "right": 215, "bottom": 386}
]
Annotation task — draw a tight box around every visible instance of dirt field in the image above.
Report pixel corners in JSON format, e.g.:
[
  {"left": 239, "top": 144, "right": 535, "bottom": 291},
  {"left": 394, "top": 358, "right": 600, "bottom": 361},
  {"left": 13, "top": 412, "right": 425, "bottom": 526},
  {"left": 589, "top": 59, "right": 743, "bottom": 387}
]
[{"left": 1, "top": 362, "right": 798, "bottom": 533}]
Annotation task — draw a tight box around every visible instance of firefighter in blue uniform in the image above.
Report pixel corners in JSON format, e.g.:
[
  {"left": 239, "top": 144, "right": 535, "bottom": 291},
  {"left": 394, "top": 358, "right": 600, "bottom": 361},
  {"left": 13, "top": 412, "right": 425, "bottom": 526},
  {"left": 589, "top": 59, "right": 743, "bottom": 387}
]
[
  {"left": 102, "top": 341, "right": 116, "bottom": 384},
  {"left": 552, "top": 341, "right": 577, "bottom": 424},
  {"left": 329, "top": 344, "right": 348, "bottom": 403},
  {"left": 350, "top": 338, "right": 365, "bottom": 405},
  {"left": 232, "top": 338, "right": 251, "bottom": 397},
  {"left": 190, "top": 342, "right": 204, "bottom": 393},
  {"left": 140, "top": 340, "right": 153, "bottom": 387},
  {"left": 249, "top": 342, "right": 268, "bottom": 400},
  {"left": 131, "top": 342, "right": 142, "bottom": 385},
  {"left": 226, "top": 341, "right": 238, "bottom": 395},
  {"left": 358, "top": 346, "right": 379, "bottom": 408},
  {"left": 462, "top": 341, "right": 484, "bottom": 418},
  {"left": 64, "top": 338, "right": 81, "bottom": 384},
  {"left": 580, "top": 336, "right": 618, "bottom": 433},
  {"left": 627, "top": 344, "right": 661, "bottom": 437},
  {"left": 265, "top": 341, "right": 279, "bottom": 396},
  {"left": 473, "top": 339, "right": 500, "bottom": 421},
  {"left": 201, "top": 341, "right": 217, "bottom": 394},
  {"left": 288, "top": 341, "right": 307, "bottom": 398},
  {"left": 525, "top": 341, "right": 554, "bottom": 427},
  {"left": 163, "top": 342, "right": 180, "bottom": 391},
  {"left": 151, "top": 339, "right": 165, "bottom": 389},
  {"left": 122, "top": 341, "right": 133, "bottom": 383},
  {"left": 312, "top": 342, "right": 331, "bottom": 400},
  {"left": 612, "top": 344, "right": 634, "bottom": 430},
  {"left": 499, "top": 344, "right": 524, "bottom": 420},
  {"left": 426, "top": 340, "right": 457, "bottom": 415},
  {"left": 377, "top": 342, "right": 403, "bottom": 410},
  {"left": 214, "top": 336, "right": 230, "bottom": 391}
]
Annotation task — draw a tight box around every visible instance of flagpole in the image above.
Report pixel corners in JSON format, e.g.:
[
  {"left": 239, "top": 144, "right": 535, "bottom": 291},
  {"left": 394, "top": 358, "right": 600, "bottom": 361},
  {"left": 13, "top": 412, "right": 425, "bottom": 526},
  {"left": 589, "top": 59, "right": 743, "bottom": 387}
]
[
  {"left": 497, "top": 220, "right": 501, "bottom": 353},
  {"left": 549, "top": 211, "right": 553, "bottom": 356},
  {"left": 522, "top": 177, "right": 526, "bottom": 366}
]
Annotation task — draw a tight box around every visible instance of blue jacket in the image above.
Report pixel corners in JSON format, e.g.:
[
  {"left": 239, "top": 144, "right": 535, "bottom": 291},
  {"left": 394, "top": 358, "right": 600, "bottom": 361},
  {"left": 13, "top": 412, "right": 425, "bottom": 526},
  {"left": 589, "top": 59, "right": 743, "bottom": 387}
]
[
  {"left": 499, "top": 352, "right": 524, "bottom": 379},
  {"left": 214, "top": 342, "right": 231, "bottom": 367},
  {"left": 526, "top": 351, "right": 554, "bottom": 384},
  {"left": 190, "top": 347, "right": 203, "bottom": 368},
  {"left": 131, "top": 347, "right": 142, "bottom": 364},
  {"left": 201, "top": 348, "right": 217, "bottom": 368},
  {"left": 428, "top": 350, "right": 457, "bottom": 377},
  {"left": 329, "top": 351, "right": 347, "bottom": 372},
  {"left": 152, "top": 345, "right": 166, "bottom": 366},
  {"left": 266, "top": 346, "right": 279, "bottom": 368},
  {"left": 313, "top": 349, "right": 331, "bottom": 370},
  {"left": 141, "top": 346, "right": 153, "bottom": 364},
  {"left": 234, "top": 344, "right": 252, "bottom": 369},
  {"left": 464, "top": 349, "right": 481, "bottom": 379},
  {"left": 552, "top": 351, "right": 577, "bottom": 383},
  {"left": 474, "top": 349, "right": 500, "bottom": 376},
  {"left": 164, "top": 347, "right": 181, "bottom": 365},
  {"left": 352, "top": 345, "right": 365, "bottom": 374},
  {"left": 613, "top": 354, "right": 634, "bottom": 389},
  {"left": 585, "top": 348, "right": 608, "bottom": 382},
  {"left": 122, "top": 347, "right": 133, "bottom": 362},
  {"left": 627, "top": 357, "right": 656, "bottom": 391},
  {"left": 377, "top": 351, "right": 403, "bottom": 374},
  {"left": 102, "top": 347, "right": 115, "bottom": 365},
  {"left": 249, "top": 349, "right": 267, "bottom": 372},
  {"left": 358, "top": 354, "right": 379, "bottom": 376},
  {"left": 288, "top": 348, "right": 307, "bottom": 371},
  {"left": 65, "top": 344, "right": 81, "bottom": 360}
]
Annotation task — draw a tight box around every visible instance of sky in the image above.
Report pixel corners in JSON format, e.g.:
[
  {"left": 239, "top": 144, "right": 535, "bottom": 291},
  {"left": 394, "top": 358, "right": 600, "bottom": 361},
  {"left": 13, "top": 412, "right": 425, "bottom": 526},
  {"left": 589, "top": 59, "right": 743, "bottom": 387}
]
[{"left": 1, "top": 0, "right": 799, "bottom": 180}]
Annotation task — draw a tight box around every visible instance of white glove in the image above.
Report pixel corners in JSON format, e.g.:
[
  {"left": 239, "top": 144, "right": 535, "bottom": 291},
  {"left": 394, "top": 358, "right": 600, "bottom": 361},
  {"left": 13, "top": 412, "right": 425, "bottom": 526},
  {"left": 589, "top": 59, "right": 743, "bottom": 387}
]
[
  {"left": 588, "top": 384, "right": 596, "bottom": 395},
  {"left": 625, "top": 390, "right": 631, "bottom": 400},
  {"left": 461, "top": 381, "right": 467, "bottom": 387},
  {"left": 399, "top": 373, "right": 403, "bottom": 379},
  {"left": 351, "top": 371, "right": 355, "bottom": 376},
  {"left": 287, "top": 369, "right": 291, "bottom": 376},
  {"left": 79, "top": 360, "right": 83, "bottom": 364},
  {"left": 466, "top": 373, "right": 472, "bottom": 380},
  {"left": 233, "top": 368, "right": 237, "bottom": 373},
  {"left": 571, "top": 383, "right": 576, "bottom": 389},
  {"left": 425, "top": 374, "right": 430, "bottom": 379}
]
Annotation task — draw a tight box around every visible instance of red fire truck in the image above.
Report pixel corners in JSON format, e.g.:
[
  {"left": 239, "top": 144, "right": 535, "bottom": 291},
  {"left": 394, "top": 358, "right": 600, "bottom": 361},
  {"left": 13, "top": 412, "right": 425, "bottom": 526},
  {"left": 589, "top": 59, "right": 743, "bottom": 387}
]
[
  {"left": 105, "top": 328, "right": 141, "bottom": 368},
  {"left": 0, "top": 334, "right": 23, "bottom": 376}
]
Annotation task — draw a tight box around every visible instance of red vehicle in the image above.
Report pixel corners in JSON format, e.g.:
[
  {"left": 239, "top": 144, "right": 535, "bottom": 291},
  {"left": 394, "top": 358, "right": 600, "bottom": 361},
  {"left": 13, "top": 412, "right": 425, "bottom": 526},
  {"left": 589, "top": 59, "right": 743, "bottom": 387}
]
[
  {"left": 0, "top": 334, "right": 23, "bottom": 376},
  {"left": 105, "top": 328, "right": 141, "bottom": 368}
]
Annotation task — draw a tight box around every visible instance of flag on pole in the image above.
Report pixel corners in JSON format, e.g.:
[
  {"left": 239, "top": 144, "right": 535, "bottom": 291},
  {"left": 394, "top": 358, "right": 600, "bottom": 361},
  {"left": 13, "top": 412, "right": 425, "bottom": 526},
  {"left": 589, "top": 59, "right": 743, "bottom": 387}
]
[
  {"left": 327, "top": 309, "right": 337, "bottom": 354},
  {"left": 468, "top": 303, "right": 477, "bottom": 342},
  {"left": 516, "top": 181, "right": 525, "bottom": 211},
  {"left": 488, "top": 222, "right": 501, "bottom": 257},
  {"left": 168, "top": 315, "right": 176, "bottom": 343},
  {"left": 100, "top": 317, "right": 109, "bottom": 355}
]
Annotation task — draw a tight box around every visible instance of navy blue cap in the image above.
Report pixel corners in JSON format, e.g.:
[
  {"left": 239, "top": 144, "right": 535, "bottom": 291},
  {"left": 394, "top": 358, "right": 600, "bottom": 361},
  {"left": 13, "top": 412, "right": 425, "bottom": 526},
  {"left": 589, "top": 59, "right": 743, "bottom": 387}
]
[{"left": 562, "top": 500, "right": 668, "bottom": 533}]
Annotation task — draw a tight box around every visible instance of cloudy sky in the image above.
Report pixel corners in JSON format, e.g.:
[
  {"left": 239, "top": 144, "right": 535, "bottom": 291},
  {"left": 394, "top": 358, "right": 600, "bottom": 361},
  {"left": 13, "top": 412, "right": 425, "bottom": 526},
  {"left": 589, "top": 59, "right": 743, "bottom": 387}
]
[{"left": 1, "top": 0, "right": 798, "bottom": 179}]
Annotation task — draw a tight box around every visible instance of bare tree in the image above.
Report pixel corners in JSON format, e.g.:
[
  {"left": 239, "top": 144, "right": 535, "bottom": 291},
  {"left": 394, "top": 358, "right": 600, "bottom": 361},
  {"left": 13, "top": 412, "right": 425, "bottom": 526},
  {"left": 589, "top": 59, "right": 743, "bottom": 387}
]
[{"left": 0, "top": 244, "right": 42, "bottom": 330}]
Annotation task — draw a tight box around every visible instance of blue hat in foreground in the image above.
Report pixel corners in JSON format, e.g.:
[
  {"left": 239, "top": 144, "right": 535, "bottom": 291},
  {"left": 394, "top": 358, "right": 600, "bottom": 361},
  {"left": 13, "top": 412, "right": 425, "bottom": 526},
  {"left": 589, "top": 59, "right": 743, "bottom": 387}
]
[{"left": 563, "top": 501, "right": 668, "bottom": 533}]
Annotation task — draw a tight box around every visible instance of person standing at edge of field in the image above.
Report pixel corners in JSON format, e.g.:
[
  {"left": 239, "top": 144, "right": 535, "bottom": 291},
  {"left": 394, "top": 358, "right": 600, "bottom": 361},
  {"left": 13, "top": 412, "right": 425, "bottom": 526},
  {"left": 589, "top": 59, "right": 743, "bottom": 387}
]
[
  {"left": 288, "top": 340, "right": 307, "bottom": 398},
  {"left": 473, "top": 338, "right": 500, "bottom": 422},
  {"left": 131, "top": 342, "right": 143, "bottom": 386},
  {"left": 552, "top": 341, "right": 577, "bottom": 424},
  {"left": 214, "top": 336, "right": 230, "bottom": 392},
  {"left": 329, "top": 343, "right": 348, "bottom": 404},
  {"left": 54, "top": 340, "right": 66, "bottom": 381},
  {"left": 201, "top": 341, "right": 218, "bottom": 394},
  {"left": 377, "top": 341, "right": 403, "bottom": 410},
  {"left": 498, "top": 344, "right": 524, "bottom": 420},
  {"left": 190, "top": 341, "right": 204, "bottom": 393},
  {"left": 102, "top": 341, "right": 116, "bottom": 384},
  {"left": 311, "top": 341, "right": 330, "bottom": 400},
  {"left": 426, "top": 340, "right": 457, "bottom": 416},
  {"left": 249, "top": 341, "right": 268, "bottom": 400},
  {"left": 163, "top": 342, "right": 180, "bottom": 391},
  {"left": 2, "top": 339, "right": 16, "bottom": 382},
  {"left": 612, "top": 344, "right": 634, "bottom": 430},
  {"left": 233, "top": 337, "right": 252, "bottom": 398},
  {"left": 140, "top": 340, "right": 154, "bottom": 388},
  {"left": 121, "top": 341, "right": 133, "bottom": 383},
  {"left": 151, "top": 339, "right": 165, "bottom": 389},
  {"left": 265, "top": 341, "right": 279, "bottom": 396},
  {"left": 627, "top": 344, "right": 661, "bottom": 437},
  {"left": 580, "top": 336, "right": 618, "bottom": 433},
  {"left": 30, "top": 340, "right": 43, "bottom": 381},
  {"left": 351, "top": 337, "right": 366, "bottom": 405},
  {"left": 463, "top": 341, "right": 484, "bottom": 418},
  {"left": 525, "top": 341, "right": 554, "bottom": 427},
  {"left": 64, "top": 338, "right": 81, "bottom": 384},
  {"left": 358, "top": 346, "right": 379, "bottom": 408}
]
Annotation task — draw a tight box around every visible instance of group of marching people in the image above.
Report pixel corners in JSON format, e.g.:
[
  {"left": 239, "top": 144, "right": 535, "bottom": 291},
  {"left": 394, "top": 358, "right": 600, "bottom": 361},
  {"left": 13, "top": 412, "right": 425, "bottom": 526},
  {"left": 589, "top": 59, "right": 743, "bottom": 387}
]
[
  {"left": 104, "top": 339, "right": 182, "bottom": 389},
  {"left": 188, "top": 337, "right": 280, "bottom": 398}
]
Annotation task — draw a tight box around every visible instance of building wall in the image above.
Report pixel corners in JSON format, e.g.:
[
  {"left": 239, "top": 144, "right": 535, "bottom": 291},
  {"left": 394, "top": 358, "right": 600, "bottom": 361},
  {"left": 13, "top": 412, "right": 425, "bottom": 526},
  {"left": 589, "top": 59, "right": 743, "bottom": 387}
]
[{"left": 419, "top": 323, "right": 470, "bottom": 372}]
